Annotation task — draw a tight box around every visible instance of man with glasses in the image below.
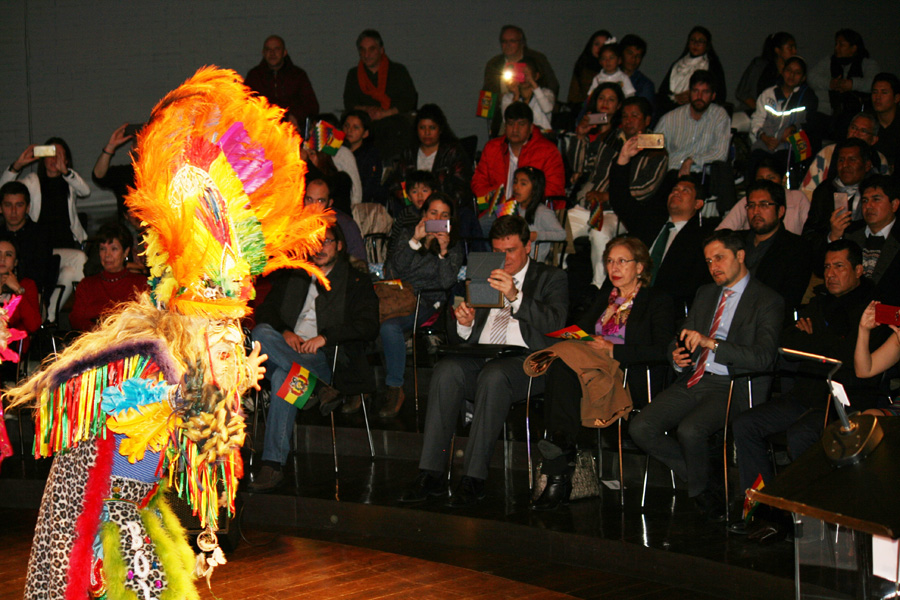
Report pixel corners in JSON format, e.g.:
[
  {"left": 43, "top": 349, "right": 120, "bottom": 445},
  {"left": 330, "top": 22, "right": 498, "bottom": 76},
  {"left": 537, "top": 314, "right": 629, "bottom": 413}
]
[
  {"left": 800, "top": 112, "right": 889, "bottom": 202},
  {"left": 250, "top": 220, "right": 379, "bottom": 491},
  {"left": 482, "top": 25, "right": 559, "bottom": 137},
  {"left": 303, "top": 177, "right": 366, "bottom": 263},
  {"left": 738, "top": 179, "right": 811, "bottom": 323}
]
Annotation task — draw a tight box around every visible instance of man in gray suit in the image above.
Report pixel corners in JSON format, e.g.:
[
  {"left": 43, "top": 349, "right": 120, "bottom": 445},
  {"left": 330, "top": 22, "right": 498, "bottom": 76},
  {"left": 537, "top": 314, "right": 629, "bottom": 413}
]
[
  {"left": 400, "top": 215, "right": 568, "bottom": 507},
  {"left": 630, "top": 229, "right": 783, "bottom": 519}
]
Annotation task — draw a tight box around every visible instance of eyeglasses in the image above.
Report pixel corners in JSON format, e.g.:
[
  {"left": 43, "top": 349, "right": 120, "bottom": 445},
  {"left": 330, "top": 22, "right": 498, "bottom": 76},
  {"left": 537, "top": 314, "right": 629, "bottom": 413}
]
[
  {"left": 746, "top": 201, "right": 777, "bottom": 210},
  {"left": 848, "top": 124, "right": 874, "bottom": 136},
  {"left": 605, "top": 258, "right": 636, "bottom": 267}
]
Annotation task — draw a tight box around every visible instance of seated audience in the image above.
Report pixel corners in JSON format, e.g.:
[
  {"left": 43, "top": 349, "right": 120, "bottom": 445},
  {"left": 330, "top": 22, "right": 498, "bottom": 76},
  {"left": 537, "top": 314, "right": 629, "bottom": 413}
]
[
  {"left": 871, "top": 72, "right": 900, "bottom": 169},
  {"left": 748, "top": 56, "right": 818, "bottom": 178},
  {"left": 630, "top": 230, "right": 783, "bottom": 520},
  {"left": 303, "top": 142, "right": 354, "bottom": 215},
  {"left": 609, "top": 158, "right": 712, "bottom": 311},
  {"left": 472, "top": 103, "right": 565, "bottom": 200},
  {"left": 342, "top": 110, "right": 387, "bottom": 205},
  {"left": 800, "top": 112, "right": 889, "bottom": 203},
  {"left": 808, "top": 29, "right": 880, "bottom": 138},
  {"left": 735, "top": 180, "right": 812, "bottom": 323},
  {"left": 735, "top": 32, "right": 798, "bottom": 114},
  {"left": 719, "top": 157, "right": 810, "bottom": 234},
  {"left": 567, "top": 30, "right": 613, "bottom": 107},
  {"left": 92, "top": 123, "right": 137, "bottom": 221},
  {"left": 304, "top": 177, "right": 366, "bottom": 264},
  {"left": 732, "top": 240, "right": 879, "bottom": 538},
  {"left": 656, "top": 70, "right": 731, "bottom": 176},
  {"left": 390, "top": 170, "right": 439, "bottom": 237},
  {"left": 585, "top": 41, "right": 636, "bottom": 99},
  {"left": 69, "top": 223, "right": 147, "bottom": 332},
  {"left": 343, "top": 29, "right": 418, "bottom": 160},
  {"left": 250, "top": 222, "right": 380, "bottom": 491},
  {"left": 803, "top": 138, "right": 875, "bottom": 261},
  {"left": 399, "top": 215, "right": 567, "bottom": 507},
  {"left": 315, "top": 114, "right": 363, "bottom": 206},
  {"left": 619, "top": 34, "right": 655, "bottom": 111},
  {"left": 0, "top": 181, "right": 54, "bottom": 297},
  {"left": 511, "top": 166, "right": 565, "bottom": 262},
  {"left": 387, "top": 104, "right": 473, "bottom": 215},
  {"left": 0, "top": 237, "right": 42, "bottom": 341},
  {"left": 245, "top": 35, "right": 319, "bottom": 128},
  {"left": 378, "top": 193, "right": 464, "bottom": 418},
  {"left": 1, "top": 138, "right": 90, "bottom": 323},
  {"left": 501, "top": 56, "right": 556, "bottom": 131},
  {"left": 567, "top": 83, "right": 625, "bottom": 204},
  {"left": 656, "top": 26, "right": 726, "bottom": 118},
  {"left": 533, "top": 236, "right": 675, "bottom": 510},
  {"left": 483, "top": 25, "right": 559, "bottom": 137}
]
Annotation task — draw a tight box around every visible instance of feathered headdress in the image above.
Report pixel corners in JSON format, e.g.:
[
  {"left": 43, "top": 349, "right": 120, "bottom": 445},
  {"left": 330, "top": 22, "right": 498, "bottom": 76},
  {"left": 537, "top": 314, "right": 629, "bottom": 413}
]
[{"left": 127, "top": 67, "right": 332, "bottom": 318}]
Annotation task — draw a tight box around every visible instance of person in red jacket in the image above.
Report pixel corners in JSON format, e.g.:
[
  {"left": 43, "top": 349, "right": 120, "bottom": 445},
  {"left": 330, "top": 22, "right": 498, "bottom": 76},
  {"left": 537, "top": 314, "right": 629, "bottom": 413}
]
[
  {"left": 0, "top": 237, "right": 41, "bottom": 345},
  {"left": 70, "top": 223, "right": 147, "bottom": 331},
  {"left": 472, "top": 102, "right": 566, "bottom": 201}
]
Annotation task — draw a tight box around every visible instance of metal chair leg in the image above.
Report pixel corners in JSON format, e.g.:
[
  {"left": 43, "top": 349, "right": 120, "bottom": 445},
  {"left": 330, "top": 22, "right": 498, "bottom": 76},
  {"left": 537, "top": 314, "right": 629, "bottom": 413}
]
[
  {"left": 412, "top": 294, "right": 422, "bottom": 428},
  {"left": 525, "top": 376, "right": 533, "bottom": 490},
  {"left": 359, "top": 394, "right": 375, "bottom": 458},
  {"left": 447, "top": 434, "right": 455, "bottom": 495},
  {"left": 641, "top": 455, "right": 651, "bottom": 507},
  {"left": 330, "top": 412, "right": 339, "bottom": 501},
  {"left": 723, "top": 379, "right": 735, "bottom": 524},
  {"left": 618, "top": 418, "right": 625, "bottom": 507}
]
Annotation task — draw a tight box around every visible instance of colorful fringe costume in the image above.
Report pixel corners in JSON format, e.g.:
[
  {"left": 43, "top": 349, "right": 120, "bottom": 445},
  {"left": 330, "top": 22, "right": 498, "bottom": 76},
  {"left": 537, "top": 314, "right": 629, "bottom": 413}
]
[{"left": 7, "top": 67, "right": 332, "bottom": 600}]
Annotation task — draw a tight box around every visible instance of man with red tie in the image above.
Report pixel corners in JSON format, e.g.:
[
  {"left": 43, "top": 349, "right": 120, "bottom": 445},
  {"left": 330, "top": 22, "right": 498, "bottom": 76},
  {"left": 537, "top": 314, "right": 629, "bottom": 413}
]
[{"left": 629, "top": 229, "right": 783, "bottom": 520}]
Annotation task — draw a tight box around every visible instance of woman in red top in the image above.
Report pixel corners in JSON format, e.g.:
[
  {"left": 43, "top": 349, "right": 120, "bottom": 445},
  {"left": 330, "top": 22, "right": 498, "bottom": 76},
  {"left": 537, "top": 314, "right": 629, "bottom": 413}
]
[
  {"left": 70, "top": 223, "right": 147, "bottom": 331},
  {"left": 0, "top": 237, "right": 42, "bottom": 342}
]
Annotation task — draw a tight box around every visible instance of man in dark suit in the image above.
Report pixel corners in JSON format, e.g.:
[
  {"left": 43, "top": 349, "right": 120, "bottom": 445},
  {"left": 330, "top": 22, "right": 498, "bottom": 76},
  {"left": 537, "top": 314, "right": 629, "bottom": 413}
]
[
  {"left": 630, "top": 230, "right": 784, "bottom": 518},
  {"left": 843, "top": 175, "right": 900, "bottom": 304},
  {"left": 250, "top": 222, "right": 379, "bottom": 491},
  {"left": 609, "top": 146, "right": 712, "bottom": 311},
  {"left": 740, "top": 179, "right": 812, "bottom": 322},
  {"left": 400, "top": 215, "right": 568, "bottom": 507}
]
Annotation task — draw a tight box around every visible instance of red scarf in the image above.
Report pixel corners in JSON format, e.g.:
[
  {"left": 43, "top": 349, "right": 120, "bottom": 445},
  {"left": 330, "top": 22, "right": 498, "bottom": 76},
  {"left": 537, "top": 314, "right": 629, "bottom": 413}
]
[{"left": 357, "top": 54, "right": 391, "bottom": 110}]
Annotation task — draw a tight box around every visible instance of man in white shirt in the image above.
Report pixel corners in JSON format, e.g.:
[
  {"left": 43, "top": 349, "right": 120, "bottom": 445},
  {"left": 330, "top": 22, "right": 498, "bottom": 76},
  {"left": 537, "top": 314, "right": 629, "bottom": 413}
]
[{"left": 400, "top": 216, "right": 567, "bottom": 507}]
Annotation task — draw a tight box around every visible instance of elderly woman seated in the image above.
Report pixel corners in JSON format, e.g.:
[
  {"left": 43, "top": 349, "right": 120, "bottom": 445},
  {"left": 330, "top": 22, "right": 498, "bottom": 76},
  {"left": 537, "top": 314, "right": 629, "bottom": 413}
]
[
  {"left": 533, "top": 236, "right": 675, "bottom": 510},
  {"left": 69, "top": 223, "right": 148, "bottom": 331}
]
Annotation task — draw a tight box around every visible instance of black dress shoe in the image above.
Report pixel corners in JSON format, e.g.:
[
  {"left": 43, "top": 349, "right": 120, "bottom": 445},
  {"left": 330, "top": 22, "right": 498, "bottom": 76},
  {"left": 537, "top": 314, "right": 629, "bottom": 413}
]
[
  {"left": 249, "top": 465, "right": 284, "bottom": 493},
  {"left": 728, "top": 520, "right": 750, "bottom": 535},
  {"left": 446, "top": 476, "right": 485, "bottom": 508},
  {"left": 398, "top": 471, "right": 447, "bottom": 504},
  {"left": 532, "top": 473, "right": 571, "bottom": 511}
]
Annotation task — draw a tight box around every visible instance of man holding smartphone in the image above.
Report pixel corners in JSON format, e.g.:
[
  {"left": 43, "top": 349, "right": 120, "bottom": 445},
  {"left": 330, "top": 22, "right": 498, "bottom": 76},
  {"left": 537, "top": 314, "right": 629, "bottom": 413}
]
[{"left": 399, "top": 215, "right": 567, "bottom": 508}]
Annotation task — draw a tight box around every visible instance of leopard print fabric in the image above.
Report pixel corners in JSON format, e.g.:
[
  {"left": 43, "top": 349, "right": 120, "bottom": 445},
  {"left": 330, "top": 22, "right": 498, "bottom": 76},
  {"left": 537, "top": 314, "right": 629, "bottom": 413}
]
[{"left": 24, "top": 439, "right": 99, "bottom": 599}]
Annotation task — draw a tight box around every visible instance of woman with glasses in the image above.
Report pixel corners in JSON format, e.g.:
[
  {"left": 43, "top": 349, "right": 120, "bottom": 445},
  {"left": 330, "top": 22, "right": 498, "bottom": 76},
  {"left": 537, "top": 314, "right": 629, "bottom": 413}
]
[{"left": 533, "top": 235, "right": 675, "bottom": 510}]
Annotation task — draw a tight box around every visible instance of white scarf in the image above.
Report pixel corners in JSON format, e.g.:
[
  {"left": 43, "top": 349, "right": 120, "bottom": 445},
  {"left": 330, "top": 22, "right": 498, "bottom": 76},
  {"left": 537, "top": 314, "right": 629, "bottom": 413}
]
[{"left": 669, "top": 54, "right": 709, "bottom": 98}]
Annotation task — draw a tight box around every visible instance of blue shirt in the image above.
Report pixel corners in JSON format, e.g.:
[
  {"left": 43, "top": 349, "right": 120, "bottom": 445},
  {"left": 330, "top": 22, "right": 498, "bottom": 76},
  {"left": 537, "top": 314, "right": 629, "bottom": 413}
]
[
  {"left": 704, "top": 273, "right": 750, "bottom": 375},
  {"left": 630, "top": 70, "right": 656, "bottom": 110}
]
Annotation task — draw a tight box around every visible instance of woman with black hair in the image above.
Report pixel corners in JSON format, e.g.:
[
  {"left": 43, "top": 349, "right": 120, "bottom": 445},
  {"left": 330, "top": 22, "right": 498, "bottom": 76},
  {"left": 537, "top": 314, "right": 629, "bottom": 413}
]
[
  {"left": 809, "top": 29, "right": 880, "bottom": 135},
  {"left": 566, "top": 82, "right": 625, "bottom": 193},
  {"left": 567, "top": 30, "right": 613, "bottom": 107},
  {"left": 512, "top": 166, "right": 565, "bottom": 262},
  {"left": 656, "top": 26, "right": 726, "bottom": 117},
  {"left": 387, "top": 104, "right": 472, "bottom": 217},
  {"left": 736, "top": 32, "right": 798, "bottom": 113},
  {"left": 0, "top": 137, "right": 91, "bottom": 322},
  {"left": 379, "top": 192, "right": 464, "bottom": 418}
]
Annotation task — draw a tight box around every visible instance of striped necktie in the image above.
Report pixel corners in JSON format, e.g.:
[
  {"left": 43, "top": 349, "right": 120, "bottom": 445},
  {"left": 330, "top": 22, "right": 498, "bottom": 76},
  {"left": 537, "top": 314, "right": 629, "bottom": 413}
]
[
  {"left": 488, "top": 278, "right": 518, "bottom": 345},
  {"left": 686, "top": 289, "right": 734, "bottom": 388}
]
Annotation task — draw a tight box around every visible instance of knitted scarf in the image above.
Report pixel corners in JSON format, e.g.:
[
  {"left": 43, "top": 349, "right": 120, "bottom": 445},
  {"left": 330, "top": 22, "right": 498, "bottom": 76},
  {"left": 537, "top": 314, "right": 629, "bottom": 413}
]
[{"left": 358, "top": 54, "right": 391, "bottom": 110}]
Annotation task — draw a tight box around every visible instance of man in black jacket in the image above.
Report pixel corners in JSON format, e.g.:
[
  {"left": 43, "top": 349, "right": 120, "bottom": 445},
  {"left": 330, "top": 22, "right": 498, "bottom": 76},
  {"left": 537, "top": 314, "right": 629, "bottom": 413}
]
[
  {"left": 731, "top": 240, "right": 883, "bottom": 533},
  {"left": 250, "top": 222, "right": 379, "bottom": 491},
  {"left": 609, "top": 149, "right": 712, "bottom": 311},
  {"left": 740, "top": 179, "right": 812, "bottom": 322},
  {"left": 400, "top": 216, "right": 568, "bottom": 507}
]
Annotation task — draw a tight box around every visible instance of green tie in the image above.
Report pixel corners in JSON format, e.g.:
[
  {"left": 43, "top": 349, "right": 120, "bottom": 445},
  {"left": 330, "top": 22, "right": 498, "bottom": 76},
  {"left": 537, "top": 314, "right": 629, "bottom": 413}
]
[{"left": 649, "top": 222, "right": 674, "bottom": 285}]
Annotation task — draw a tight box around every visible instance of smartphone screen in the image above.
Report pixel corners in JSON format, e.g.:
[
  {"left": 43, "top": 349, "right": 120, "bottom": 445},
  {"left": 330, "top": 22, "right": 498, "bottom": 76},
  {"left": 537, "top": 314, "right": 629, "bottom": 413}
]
[
  {"left": 875, "top": 304, "right": 900, "bottom": 326},
  {"left": 833, "top": 192, "right": 849, "bottom": 214}
]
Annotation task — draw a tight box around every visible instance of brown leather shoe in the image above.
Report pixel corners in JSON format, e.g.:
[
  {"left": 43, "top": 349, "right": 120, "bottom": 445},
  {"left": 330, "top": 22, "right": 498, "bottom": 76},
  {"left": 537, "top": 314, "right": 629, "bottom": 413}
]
[
  {"left": 341, "top": 395, "right": 362, "bottom": 414},
  {"left": 379, "top": 386, "right": 405, "bottom": 418}
]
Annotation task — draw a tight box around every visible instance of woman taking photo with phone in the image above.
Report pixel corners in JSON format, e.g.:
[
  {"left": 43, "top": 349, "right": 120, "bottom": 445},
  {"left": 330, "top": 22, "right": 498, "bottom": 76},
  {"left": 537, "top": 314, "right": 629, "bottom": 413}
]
[{"left": 378, "top": 193, "right": 463, "bottom": 418}]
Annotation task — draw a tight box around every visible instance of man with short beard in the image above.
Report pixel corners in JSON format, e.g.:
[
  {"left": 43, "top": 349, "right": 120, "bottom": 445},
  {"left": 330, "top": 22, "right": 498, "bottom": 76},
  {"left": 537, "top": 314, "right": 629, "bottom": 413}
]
[{"left": 739, "top": 179, "right": 811, "bottom": 322}]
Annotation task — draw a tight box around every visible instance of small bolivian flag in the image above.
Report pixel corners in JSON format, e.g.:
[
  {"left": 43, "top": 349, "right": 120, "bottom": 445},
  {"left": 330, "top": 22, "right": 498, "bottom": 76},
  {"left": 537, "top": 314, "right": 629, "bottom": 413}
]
[
  {"left": 742, "top": 473, "right": 765, "bottom": 521},
  {"left": 788, "top": 130, "right": 812, "bottom": 162},
  {"left": 476, "top": 90, "right": 496, "bottom": 119},
  {"left": 494, "top": 199, "right": 518, "bottom": 217},
  {"left": 548, "top": 325, "right": 594, "bottom": 341},
  {"left": 476, "top": 185, "right": 504, "bottom": 218},
  {"left": 401, "top": 181, "right": 411, "bottom": 205},
  {"left": 277, "top": 363, "right": 319, "bottom": 409},
  {"left": 312, "top": 121, "right": 345, "bottom": 156}
]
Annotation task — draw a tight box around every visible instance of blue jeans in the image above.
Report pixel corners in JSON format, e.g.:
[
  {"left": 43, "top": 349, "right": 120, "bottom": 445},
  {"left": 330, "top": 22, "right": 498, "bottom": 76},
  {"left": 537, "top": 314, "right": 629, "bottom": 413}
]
[
  {"left": 380, "top": 306, "right": 435, "bottom": 388},
  {"left": 253, "top": 324, "right": 332, "bottom": 465}
]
